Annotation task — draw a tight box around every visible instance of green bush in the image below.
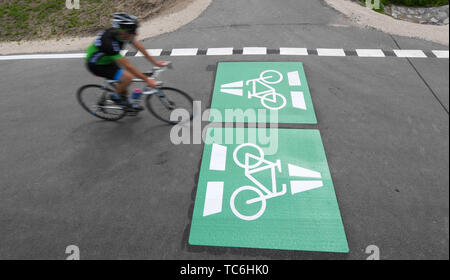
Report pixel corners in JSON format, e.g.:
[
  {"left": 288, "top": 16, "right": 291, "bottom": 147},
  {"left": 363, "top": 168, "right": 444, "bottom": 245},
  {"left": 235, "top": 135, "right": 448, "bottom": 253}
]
[{"left": 387, "top": 0, "right": 449, "bottom": 6}]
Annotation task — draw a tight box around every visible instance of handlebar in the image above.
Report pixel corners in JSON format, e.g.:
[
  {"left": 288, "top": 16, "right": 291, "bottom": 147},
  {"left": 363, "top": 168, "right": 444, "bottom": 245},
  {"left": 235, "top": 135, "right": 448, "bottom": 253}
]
[{"left": 142, "top": 61, "right": 171, "bottom": 78}]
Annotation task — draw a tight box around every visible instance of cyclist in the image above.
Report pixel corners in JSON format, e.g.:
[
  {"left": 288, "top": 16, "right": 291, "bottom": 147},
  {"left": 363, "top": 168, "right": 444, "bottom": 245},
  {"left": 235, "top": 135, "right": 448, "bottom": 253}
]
[{"left": 85, "top": 13, "right": 166, "bottom": 111}]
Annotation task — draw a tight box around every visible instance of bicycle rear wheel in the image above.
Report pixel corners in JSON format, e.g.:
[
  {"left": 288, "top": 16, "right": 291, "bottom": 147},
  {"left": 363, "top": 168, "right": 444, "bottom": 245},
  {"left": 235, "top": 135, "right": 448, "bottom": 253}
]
[
  {"left": 261, "top": 91, "right": 286, "bottom": 110},
  {"left": 145, "top": 87, "right": 194, "bottom": 125},
  {"left": 77, "top": 84, "right": 126, "bottom": 121}
]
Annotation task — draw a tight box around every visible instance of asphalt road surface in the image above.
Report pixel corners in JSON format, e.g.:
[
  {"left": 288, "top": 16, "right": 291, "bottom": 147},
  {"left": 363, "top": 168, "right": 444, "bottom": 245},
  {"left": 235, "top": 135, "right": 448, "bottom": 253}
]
[{"left": 0, "top": 0, "right": 448, "bottom": 259}]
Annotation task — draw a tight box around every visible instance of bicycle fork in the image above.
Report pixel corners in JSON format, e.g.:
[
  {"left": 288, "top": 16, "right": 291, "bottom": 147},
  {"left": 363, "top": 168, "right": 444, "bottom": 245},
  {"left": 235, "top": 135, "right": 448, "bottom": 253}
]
[{"left": 146, "top": 88, "right": 175, "bottom": 110}]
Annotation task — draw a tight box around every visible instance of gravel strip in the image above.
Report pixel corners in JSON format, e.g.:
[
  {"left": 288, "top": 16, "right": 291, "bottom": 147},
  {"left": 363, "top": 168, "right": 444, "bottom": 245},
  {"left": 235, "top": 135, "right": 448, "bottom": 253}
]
[{"left": 325, "top": 0, "right": 449, "bottom": 46}]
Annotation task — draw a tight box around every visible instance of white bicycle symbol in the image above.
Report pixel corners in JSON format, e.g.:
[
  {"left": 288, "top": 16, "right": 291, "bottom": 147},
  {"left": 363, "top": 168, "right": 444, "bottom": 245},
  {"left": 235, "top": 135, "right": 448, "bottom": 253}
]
[
  {"left": 245, "top": 70, "right": 287, "bottom": 110},
  {"left": 231, "top": 143, "right": 287, "bottom": 221}
]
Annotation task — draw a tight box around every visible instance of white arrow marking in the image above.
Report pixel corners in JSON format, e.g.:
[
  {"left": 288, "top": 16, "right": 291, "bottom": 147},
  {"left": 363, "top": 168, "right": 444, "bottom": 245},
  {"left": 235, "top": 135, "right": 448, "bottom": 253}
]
[
  {"left": 290, "top": 180, "right": 323, "bottom": 194},
  {"left": 203, "top": 181, "right": 224, "bottom": 216},
  {"left": 221, "top": 88, "right": 243, "bottom": 96},
  {"left": 290, "top": 91, "right": 307, "bottom": 110},
  {"left": 221, "top": 81, "right": 243, "bottom": 88},
  {"left": 287, "top": 71, "right": 301, "bottom": 86},
  {"left": 288, "top": 163, "right": 321, "bottom": 178},
  {"left": 209, "top": 144, "right": 227, "bottom": 171}
]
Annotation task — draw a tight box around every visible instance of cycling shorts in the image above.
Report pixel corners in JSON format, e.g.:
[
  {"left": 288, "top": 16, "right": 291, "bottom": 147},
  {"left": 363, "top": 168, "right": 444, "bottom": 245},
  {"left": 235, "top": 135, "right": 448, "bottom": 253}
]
[{"left": 87, "top": 62, "right": 124, "bottom": 81}]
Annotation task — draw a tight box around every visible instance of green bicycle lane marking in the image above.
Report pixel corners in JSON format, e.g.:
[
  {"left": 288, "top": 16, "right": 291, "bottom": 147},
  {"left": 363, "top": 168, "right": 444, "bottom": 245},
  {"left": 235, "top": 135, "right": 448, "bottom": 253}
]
[
  {"left": 210, "top": 62, "right": 317, "bottom": 124},
  {"left": 189, "top": 128, "right": 348, "bottom": 253}
]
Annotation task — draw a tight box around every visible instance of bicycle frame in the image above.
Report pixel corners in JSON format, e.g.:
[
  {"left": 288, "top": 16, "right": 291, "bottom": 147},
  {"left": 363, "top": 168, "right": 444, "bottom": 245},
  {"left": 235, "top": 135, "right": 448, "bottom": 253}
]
[
  {"left": 246, "top": 78, "right": 277, "bottom": 98},
  {"left": 105, "top": 63, "right": 171, "bottom": 92},
  {"left": 99, "top": 64, "right": 173, "bottom": 107},
  {"left": 245, "top": 71, "right": 283, "bottom": 105},
  {"left": 242, "top": 152, "right": 287, "bottom": 204}
]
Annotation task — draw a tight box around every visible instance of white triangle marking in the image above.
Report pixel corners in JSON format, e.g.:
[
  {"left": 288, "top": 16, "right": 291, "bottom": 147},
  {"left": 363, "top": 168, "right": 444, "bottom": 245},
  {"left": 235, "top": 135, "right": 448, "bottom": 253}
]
[
  {"left": 221, "top": 88, "right": 243, "bottom": 96},
  {"left": 287, "top": 71, "right": 301, "bottom": 86},
  {"left": 288, "top": 163, "right": 321, "bottom": 178},
  {"left": 203, "top": 181, "right": 224, "bottom": 216},
  {"left": 221, "top": 81, "right": 243, "bottom": 88},
  {"left": 290, "top": 181, "right": 323, "bottom": 194},
  {"left": 209, "top": 144, "right": 227, "bottom": 171},
  {"left": 290, "top": 91, "right": 307, "bottom": 110}
]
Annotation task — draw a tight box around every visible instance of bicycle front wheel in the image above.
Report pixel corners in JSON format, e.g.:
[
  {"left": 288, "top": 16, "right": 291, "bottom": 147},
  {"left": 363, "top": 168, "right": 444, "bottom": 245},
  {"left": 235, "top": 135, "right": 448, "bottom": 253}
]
[
  {"left": 145, "top": 87, "right": 194, "bottom": 125},
  {"left": 260, "top": 70, "right": 283, "bottom": 84},
  {"left": 77, "top": 84, "right": 126, "bottom": 121},
  {"left": 230, "top": 186, "right": 266, "bottom": 221},
  {"left": 233, "top": 143, "right": 265, "bottom": 169}
]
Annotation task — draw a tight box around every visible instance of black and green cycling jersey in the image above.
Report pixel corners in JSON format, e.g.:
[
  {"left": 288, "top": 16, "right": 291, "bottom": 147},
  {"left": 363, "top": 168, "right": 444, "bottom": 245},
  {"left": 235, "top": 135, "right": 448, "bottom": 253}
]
[{"left": 86, "top": 28, "right": 127, "bottom": 65}]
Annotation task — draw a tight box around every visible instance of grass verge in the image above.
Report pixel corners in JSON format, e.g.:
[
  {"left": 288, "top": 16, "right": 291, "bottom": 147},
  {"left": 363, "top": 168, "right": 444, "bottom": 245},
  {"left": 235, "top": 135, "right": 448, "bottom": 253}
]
[{"left": 0, "top": 0, "right": 174, "bottom": 42}]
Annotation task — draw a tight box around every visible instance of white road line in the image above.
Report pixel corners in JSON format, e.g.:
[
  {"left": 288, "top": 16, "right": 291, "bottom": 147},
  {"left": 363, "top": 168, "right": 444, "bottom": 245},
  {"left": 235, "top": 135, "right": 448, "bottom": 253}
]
[
  {"left": 136, "top": 49, "right": 163, "bottom": 57},
  {"left": 209, "top": 144, "right": 227, "bottom": 171},
  {"left": 280, "top": 48, "right": 308, "bottom": 56},
  {"left": 393, "top": 49, "right": 427, "bottom": 58},
  {"left": 203, "top": 181, "right": 224, "bottom": 217},
  {"left": 170, "top": 48, "right": 198, "bottom": 56},
  {"left": 0, "top": 53, "right": 85, "bottom": 60},
  {"left": 1, "top": 48, "right": 448, "bottom": 60},
  {"left": 243, "top": 47, "right": 267, "bottom": 55},
  {"left": 317, "top": 48, "right": 346, "bottom": 57},
  {"left": 206, "top": 48, "right": 234, "bottom": 56},
  {"left": 356, "top": 49, "right": 385, "bottom": 57},
  {"left": 432, "top": 50, "right": 449, "bottom": 58}
]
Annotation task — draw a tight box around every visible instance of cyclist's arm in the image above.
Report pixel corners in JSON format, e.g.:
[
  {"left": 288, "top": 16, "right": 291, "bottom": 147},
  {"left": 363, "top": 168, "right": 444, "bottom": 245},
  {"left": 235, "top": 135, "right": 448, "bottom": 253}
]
[
  {"left": 132, "top": 40, "right": 165, "bottom": 67},
  {"left": 116, "top": 56, "right": 156, "bottom": 87}
]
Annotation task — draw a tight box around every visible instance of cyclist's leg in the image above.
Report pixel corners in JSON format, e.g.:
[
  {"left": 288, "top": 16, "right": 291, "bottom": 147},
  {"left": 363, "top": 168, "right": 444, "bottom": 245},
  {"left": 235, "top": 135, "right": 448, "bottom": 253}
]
[
  {"left": 87, "top": 62, "right": 121, "bottom": 81},
  {"left": 115, "top": 70, "right": 143, "bottom": 112},
  {"left": 114, "top": 70, "right": 132, "bottom": 97},
  {"left": 87, "top": 62, "right": 128, "bottom": 92},
  {"left": 87, "top": 63, "right": 133, "bottom": 108}
]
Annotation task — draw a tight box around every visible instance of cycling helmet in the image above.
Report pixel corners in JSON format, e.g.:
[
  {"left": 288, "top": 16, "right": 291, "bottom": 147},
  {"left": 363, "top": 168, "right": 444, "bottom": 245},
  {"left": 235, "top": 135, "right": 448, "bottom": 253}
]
[{"left": 111, "top": 13, "right": 139, "bottom": 34}]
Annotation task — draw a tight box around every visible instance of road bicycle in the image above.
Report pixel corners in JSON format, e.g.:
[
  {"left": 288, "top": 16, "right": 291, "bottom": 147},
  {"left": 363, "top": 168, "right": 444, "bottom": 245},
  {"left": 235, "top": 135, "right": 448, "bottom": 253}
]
[
  {"left": 77, "top": 62, "right": 194, "bottom": 124},
  {"left": 230, "top": 143, "right": 287, "bottom": 221},
  {"left": 245, "top": 70, "right": 287, "bottom": 111}
]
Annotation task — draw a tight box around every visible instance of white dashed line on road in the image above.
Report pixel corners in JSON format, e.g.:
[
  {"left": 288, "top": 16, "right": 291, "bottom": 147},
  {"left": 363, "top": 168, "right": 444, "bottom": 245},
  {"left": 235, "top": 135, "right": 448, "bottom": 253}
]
[
  {"left": 317, "top": 48, "right": 346, "bottom": 57},
  {"left": 432, "top": 50, "right": 450, "bottom": 58},
  {"left": 206, "top": 48, "right": 234, "bottom": 56},
  {"left": 355, "top": 49, "right": 386, "bottom": 58},
  {"left": 0, "top": 48, "right": 448, "bottom": 60},
  {"left": 279, "top": 48, "right": 309, "bottom": 56},
  {"left": 243, "top": 47, "right": 267, "bottom": 55},
  {"left": 170, "top": 48, "right": 199, "bottom": 56},
  {"left": 393, "top": 49, "right": 428, "bottom": 58}
]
